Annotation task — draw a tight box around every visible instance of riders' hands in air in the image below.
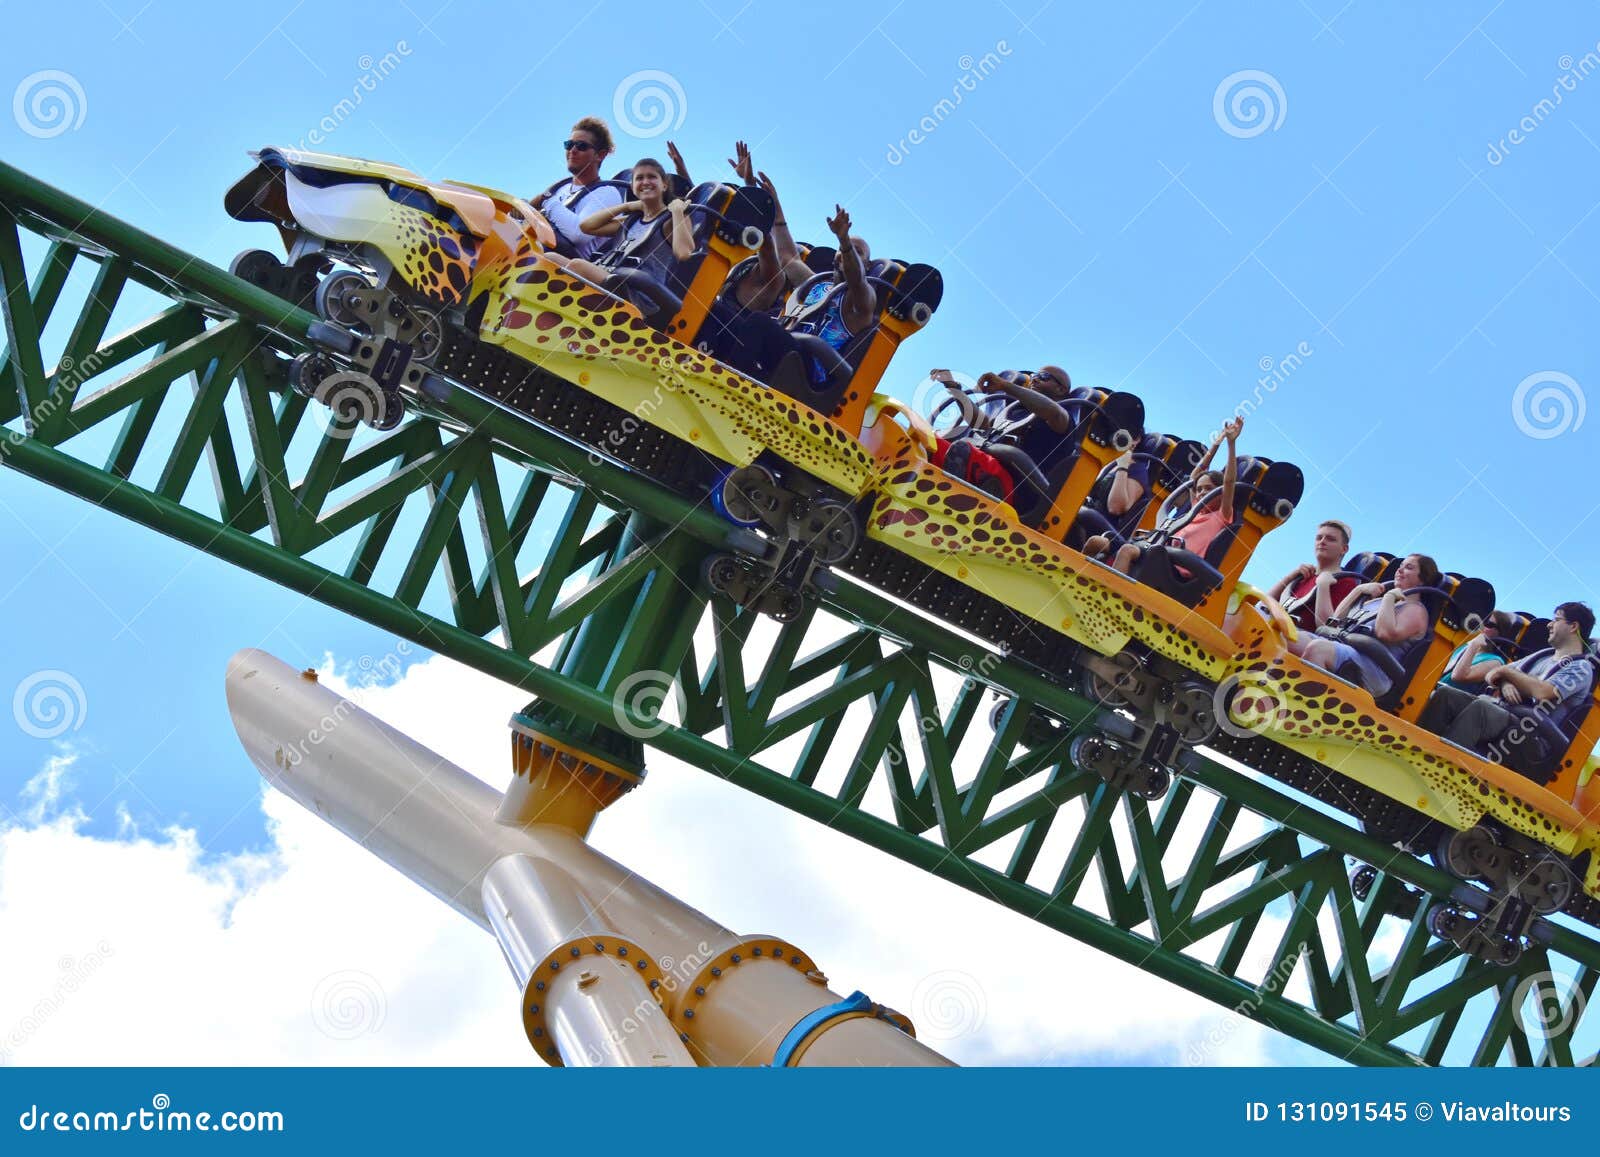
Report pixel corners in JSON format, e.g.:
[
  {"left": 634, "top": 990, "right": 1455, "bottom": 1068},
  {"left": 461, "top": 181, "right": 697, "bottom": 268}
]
[
  {"left": 666, "top": 141, "right": 690, "bottom": 181},
  {"left": 930, "top": 368, "right": 957, "bottom": 386},
  {"left": 1223, "top": 416, "right": 1244, "bottom": 443},
  {"left": 727, "top": 141, "right": 754, "bottom": 184},
  {"left": 827, "top": 205, "right": 852, "bottom": 240},
  {"left": 754, "top": 171, "right": 782, "bottom": 210}
]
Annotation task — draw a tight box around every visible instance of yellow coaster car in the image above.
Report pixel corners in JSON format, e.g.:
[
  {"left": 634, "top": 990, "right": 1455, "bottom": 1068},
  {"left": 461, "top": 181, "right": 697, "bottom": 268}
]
[{"left": 224, "top": 148, "right": 1600, "bottom": 953}]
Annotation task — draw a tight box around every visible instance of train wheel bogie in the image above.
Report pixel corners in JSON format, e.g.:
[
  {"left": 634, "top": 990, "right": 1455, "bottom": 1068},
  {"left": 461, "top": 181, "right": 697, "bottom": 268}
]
[
  {"left": 1516, "top": 853, "right": 1576, "bottom": 915},
  {"left": 1433, "top": 824, "right": 1505, "bottom": 885},
  {"left": 1427, "top": 903, "right": 1466, "bottom": 941},
  {"left": 315, "top": 269, "right": 381, "bottom": 329},
  {"left": 719, "top": 464, "right": 784, "bottom": 528},
  {"left": 288, "top": 352, "right": 332, "bottom": 399},
  {"left": 1161, "top": 681, "right": 1218, "bottom": 745},
  {"left": 1350, "top": 864, "right": 1377, "bottom": 901},
  {"left": 797, "top": 499, "right": 859, "bottom": 565},
  {"left": 1134, "top": 762, "right": 1171, "bottom": 801}
]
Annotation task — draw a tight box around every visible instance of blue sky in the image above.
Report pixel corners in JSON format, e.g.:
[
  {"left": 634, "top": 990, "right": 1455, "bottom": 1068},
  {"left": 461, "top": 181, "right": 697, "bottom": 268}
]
[{"left": 0, "top": 0, "right": 1596, "bottom": 1063}]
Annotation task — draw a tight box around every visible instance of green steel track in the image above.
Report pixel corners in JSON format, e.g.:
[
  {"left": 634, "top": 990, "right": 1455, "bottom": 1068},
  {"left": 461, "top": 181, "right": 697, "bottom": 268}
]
[{"left": 0, "top": 158, "right": 1595, "bottom": 1067}]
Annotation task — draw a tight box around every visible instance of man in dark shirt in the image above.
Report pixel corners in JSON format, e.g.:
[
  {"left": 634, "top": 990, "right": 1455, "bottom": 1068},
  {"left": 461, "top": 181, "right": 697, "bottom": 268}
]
[
  {"left": 1419, "top": 601, "right": 1596, "bottom": 782},
  {"left": 974, "top": 366, "right": 1105, "bottom": 524}
]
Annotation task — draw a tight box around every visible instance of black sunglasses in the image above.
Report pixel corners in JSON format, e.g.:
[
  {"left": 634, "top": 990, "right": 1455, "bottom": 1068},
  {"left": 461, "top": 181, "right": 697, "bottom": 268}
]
[{"left": 562, "top": 139, "right": 595, "bottom": 152}]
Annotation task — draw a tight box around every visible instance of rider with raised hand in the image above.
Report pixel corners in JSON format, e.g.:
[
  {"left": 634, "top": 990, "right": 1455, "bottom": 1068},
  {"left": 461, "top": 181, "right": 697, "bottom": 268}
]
[
  {"left": 780, "top": 204, "right": 878, "bottom": 356},
  {"left": 915, "top": 366, "right": 1076, "bottom": 512},
  {"left": 665, "top": 140, "right": 692, "bottom": 194},
  {"left": 1103, "top": 416, "right": 1241, "bottom": 576},
  {"left": 1081, "top": 415, "right": 1236, "bottom": 560},
  {"left": 725, "top": 142, "right": 810, "bottom": 312}
]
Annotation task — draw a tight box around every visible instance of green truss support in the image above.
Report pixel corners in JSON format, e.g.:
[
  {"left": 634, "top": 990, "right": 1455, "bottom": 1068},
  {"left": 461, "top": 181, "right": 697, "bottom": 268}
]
[{"left": 1, "top": 158, "right": 1595, "bottom": 1068}]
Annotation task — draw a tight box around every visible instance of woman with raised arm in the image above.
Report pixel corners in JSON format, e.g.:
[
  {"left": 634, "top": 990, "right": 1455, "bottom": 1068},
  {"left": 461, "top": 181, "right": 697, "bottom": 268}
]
[
  {"left": 1082, "top": 418, "right": 1233, "bottom": 560},
  {"left": 1103, "top": 416, "right": 1243, "bottom": 576}
]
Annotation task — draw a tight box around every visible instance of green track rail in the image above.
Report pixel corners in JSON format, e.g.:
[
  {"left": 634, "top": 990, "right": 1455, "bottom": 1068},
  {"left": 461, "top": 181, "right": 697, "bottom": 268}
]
[{"left": 1, "top": 158, "right": 1595, "bottom": 1067}]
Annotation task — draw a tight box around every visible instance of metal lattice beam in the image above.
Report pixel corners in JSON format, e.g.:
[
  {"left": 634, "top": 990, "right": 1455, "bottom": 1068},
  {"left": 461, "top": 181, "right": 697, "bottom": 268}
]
[{"left": 2, "top": 158, "right": 1596, "bottom": 1067}]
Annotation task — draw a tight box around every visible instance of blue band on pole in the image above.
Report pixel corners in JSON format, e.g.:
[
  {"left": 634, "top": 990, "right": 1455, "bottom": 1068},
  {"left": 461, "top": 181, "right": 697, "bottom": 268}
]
[{"left": 770, "top": 991, "right": 876, "bottom": 1067}]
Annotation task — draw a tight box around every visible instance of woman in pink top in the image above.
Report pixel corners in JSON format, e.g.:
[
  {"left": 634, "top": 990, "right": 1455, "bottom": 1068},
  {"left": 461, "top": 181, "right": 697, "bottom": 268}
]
[{"left": 1107, "top": 416, "right": 1241, "bottom": 577}]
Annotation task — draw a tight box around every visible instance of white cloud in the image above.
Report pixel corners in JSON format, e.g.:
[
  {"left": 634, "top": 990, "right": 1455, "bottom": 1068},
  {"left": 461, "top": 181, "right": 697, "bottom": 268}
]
[{"left": 0, "top": 650, "right": 1312, "bottom": 1066}]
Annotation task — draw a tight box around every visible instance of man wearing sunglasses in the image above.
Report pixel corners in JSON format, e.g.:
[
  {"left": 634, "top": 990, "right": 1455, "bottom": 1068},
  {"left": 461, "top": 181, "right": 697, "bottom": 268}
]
[{"left": 531, "top": 117, "right": 623, "bottom": 260}]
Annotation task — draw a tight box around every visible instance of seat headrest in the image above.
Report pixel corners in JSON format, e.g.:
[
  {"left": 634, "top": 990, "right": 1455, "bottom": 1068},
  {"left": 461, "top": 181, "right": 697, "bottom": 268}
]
[
  {"left": 1441, "top": 576, "right": 1495, "bottom": 631},
  {"left": 1247, "top": 458, "right": 1303, "bottom": 519},
  {"left": 802, "top": 245, "right": 837, "bottom": 274}
]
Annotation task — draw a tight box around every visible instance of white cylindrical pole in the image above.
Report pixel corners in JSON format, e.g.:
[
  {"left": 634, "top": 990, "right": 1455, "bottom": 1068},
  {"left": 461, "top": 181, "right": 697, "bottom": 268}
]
[
  {"left": 481, "top": 855, "right": 692, "bottom": 1067},
  {"left": 225, "top": 649, "right": 953, "bottom": 1067}
]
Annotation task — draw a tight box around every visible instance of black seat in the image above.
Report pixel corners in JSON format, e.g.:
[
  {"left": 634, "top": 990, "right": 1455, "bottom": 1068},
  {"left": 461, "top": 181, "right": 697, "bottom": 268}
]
[{"left": 1504, "top": 612, "right": 1552, "bottom": 660}]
